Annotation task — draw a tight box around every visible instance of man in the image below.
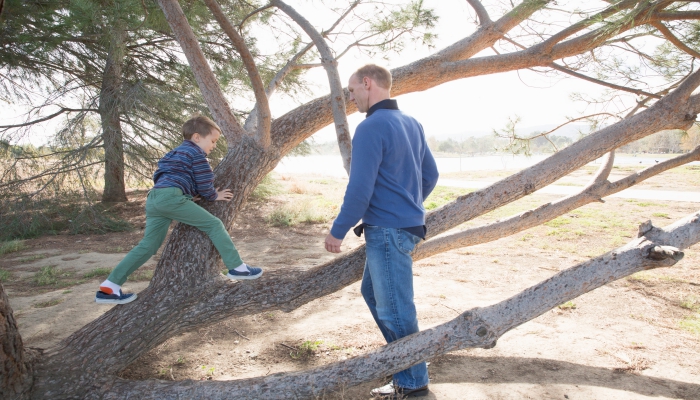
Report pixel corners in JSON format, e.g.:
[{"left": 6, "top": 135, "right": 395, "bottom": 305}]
[{"left": 325, "top": 64, "right": 439, "bottom": 399}]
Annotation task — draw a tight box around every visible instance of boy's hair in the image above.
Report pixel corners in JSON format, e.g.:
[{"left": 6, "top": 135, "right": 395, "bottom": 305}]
[
  {"left": 182, "top": 115, "right": 222, "bottom": 140},
  {"left": 354, "top": 64, "right": 392, "bottom": 90}
]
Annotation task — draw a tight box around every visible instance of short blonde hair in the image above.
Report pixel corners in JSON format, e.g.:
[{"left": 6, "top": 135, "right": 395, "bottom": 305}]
[
  {"left": 182, "top": 114, "right": 221, "bottom": 140},
  {"left": 354, "top": 64, "right": 392, "bottom": 90}
]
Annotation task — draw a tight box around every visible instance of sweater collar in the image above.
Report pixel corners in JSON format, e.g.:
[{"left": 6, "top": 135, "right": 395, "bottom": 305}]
[
  {"left": 366, "top": 99, "right": 399, "bottom": 118},
  {"left": 183, "top": 139, "right": 206, "bottom": 155}
]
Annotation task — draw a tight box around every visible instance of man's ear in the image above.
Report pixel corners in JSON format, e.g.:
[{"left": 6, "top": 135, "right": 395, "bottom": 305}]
[{"left": 363, "top": 76, "right": 371, "bottom": 89}]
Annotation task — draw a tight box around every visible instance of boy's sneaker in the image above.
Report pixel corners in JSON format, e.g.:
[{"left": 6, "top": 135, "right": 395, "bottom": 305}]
[
  {"left": 226, "top": 265, "right": 263, "bottom": 280},
  {"left": 95, "top": 290, "right": 137, "bottom": 304}
]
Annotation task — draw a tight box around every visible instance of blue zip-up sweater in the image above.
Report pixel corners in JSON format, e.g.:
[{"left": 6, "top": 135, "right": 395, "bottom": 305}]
[
  {"left": 152, "top": 140, "right": 218, "bottom": 201},
  {"left": 330, "top": 100, "right": 439, "bottom": 239}
]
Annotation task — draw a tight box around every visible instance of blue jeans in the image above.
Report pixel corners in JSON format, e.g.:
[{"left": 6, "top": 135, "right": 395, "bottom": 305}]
[{"left": 361, "top": 226, "right": 429, "bottom": 389}]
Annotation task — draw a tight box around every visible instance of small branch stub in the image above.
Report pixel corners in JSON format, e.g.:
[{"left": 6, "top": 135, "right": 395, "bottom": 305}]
[
  {"left": 647, "top": 245, "right": 684, "bottom": 261},
  {"left": 638, "top": 220, "right": 654, "bottom": 238}
]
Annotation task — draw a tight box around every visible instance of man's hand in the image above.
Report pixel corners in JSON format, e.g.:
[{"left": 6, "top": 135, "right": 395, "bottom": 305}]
[
  {"left": 215, "top": 188, "right": 234, "bottom": 201},
  {"left": 324, "top": 233, "right": 343, "bottom": 253}
]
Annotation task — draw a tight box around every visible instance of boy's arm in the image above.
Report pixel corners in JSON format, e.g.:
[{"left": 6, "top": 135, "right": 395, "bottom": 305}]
[{"left": 191, "top": 152, "right": 218, "bottom": 201}]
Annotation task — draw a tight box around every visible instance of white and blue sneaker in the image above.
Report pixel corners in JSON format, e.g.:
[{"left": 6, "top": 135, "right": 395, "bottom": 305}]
[
  {"left": 95, "top": 290, "right": 137, "bottom": 304},
  {"left": 226, "top": 265, "right": 263, "bottom": 280}
]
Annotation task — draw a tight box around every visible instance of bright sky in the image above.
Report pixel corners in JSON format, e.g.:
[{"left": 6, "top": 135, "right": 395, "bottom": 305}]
[
  {"left": 273, "top": 1, "right": 615, "bottom": 143},
  {"left": 2, "top": 1, "right": 640, "bottom": 145}
]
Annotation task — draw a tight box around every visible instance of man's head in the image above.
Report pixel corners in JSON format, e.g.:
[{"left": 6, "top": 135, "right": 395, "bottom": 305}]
[
  {"left": 348, "top": 64, "right": 392, "bottom": 113},
  {"left": 182, "top": 115, "right": 222, "bottom": 155}
]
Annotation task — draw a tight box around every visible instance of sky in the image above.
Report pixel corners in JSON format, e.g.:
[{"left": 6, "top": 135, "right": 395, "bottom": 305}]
[
  {"left": 270, "top": 1, "right": 615, "bottom": 143},
  {"left": 1, "top": 1, "right": 639, "bottom": 146}
]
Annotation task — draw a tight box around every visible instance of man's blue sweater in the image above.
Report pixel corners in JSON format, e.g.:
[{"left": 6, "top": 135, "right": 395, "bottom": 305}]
[{"left": 330, "top": 100, "right": 439, "bottom": 239}]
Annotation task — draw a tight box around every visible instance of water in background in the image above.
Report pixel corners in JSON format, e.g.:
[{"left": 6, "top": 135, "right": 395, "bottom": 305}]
[{"left": 273, "top": 154, "right": 697, "bottom": 177}]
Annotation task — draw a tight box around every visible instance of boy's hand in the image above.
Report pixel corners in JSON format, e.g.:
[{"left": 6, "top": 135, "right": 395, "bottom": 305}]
[
  {"left": 215, "top": 188, "right": 234, "bottom": 201},
  {"left": 192, "top": 195, "right": 201, "bottom": 202}
]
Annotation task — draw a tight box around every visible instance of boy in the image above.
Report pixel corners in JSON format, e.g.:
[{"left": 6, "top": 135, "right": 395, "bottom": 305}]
[{"left": 95, "top": 115, "right": 262, "bottom": 305}]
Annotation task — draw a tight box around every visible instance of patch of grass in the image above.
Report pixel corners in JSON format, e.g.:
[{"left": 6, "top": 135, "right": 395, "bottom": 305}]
[
  {"left": 0, "top": 193, "right": 133, "bottom": 241},
  {"left": 0, "top": 240, "right": 26, "bottom": 255},
  {"left": 33, "top": 298, "right": 64, "bottom": 308},
  {"left": 679, "top": 314, "right": 700, "bottom": 335},
  {"left": 519, "top": 233, "right": 534, "bottom": 241},
  {"left": 558, "top": 301, "right": 577, "bottom": 310},
  {"left": 290, "top": 340, "right": 323, "bottom": 360},
  {"left": 18, "top": 254, "right": 48, "bottom": 262},
  {"left": 249, "top": 174, "right": 282, "bottom": 201},
  {"left": 652, "top": 212, "right": 670, "bottom": 218},
  {"left": 33, "top": 266, "right": 62, "bottom": 286},
  {"left": 83, "top": 268, "right": 112, "bottom": 279},
  {"left": 544, "top": 217, "right": 572, "bottom": 228},
  {"left": 130, "top": 269, "right": 154, "bottom": 281},
  {"left": 267, "top": 198, "right": 336, "bottom": 227},
  {"left": 0, "top": 269, "right": 12, "bottom": 282},
  {"left": 680, "top": 296, "right": 699, "bottom": 311}
]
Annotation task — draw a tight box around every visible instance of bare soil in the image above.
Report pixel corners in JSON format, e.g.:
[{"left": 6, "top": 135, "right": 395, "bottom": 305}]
[{"left": 2, "top": 168, "right": 699, "bottom": 399}]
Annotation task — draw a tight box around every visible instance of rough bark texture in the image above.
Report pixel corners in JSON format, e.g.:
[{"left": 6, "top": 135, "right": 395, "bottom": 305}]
[
  {"left": 0, "top": 284, "right": 33, "bottom": 400},
  {"left": 7, "top": 1, "right": 700, "bottom": 398},
  {"left": 100, "top": 22, "right": 128, "bottom": 203}
]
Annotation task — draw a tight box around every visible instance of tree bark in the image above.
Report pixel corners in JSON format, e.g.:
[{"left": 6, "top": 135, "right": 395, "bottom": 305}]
[
  {"left": 100, "top": 22, "right": 128, "bottom": 203},
  {"left": 0, "top": 284, "right": 34, "bottom": 400}
]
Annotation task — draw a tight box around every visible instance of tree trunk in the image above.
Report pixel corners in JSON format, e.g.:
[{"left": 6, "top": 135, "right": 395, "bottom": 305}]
[
  {"left": 100, "top": 22, "right": 128, "bottom": 203},
  {"left": 0, "top": 284, "right": 34, "bottom": 400}
]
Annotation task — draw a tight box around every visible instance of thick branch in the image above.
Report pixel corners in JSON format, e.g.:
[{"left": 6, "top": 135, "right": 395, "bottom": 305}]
[
  {"left": 415, "top": 145, "right": 700, "bottom": 258},
  {"left": 105, "top": 210, "right": 700, "bottom": 399},
  {"left": 466, "top": 0, "right": 492, "bottom": 25},
  {"left": 203, "top": 0, "right": 271, "bottom": 147},
  {"left": 156, "top": 0, "right": 246, "bottom": 145},
  {"left": 271, "top": 0, "right": 352, "bottom": 174},
  {"left": 651, "top": 20, "right": 700, "bottom": 59}
]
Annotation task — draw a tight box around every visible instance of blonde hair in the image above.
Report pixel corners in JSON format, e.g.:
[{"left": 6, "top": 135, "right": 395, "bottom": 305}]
[
  {"left": 182, "top": 114, "right": 221, "bottom": 140},
  {"left": 354, "top": 64, "right": 392, "bottom": 90}
]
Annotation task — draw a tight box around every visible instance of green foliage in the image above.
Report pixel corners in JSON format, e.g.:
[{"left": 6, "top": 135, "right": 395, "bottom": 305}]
[
  {"left": 267, "top": 198, "right": 336, "bottom": 227},
  {"left": 0, "top": 269, "right": 12, "bottom": 282},
  {"left": 33, "top": 298, "right": 65, "bottom": 308},
  {"left": 290, "top": 340, "right": 323, "bottom": 360},
  {"left": 0, "top": 239, "right": 26, "bottom": 255},
  {"left": 33, "top": 265, "right": 63, "bottom": 286},
  {"left": 83, "top": 268, "right": 112, "bottom": 279},
  {"left": 250, "top": 174, "right": 282, "bottom": 201},
  {"left": 0, "top": 191, "right": 132, "bottom": 241},
  {"left": 679, "top": 314, "right": 700, "bottom": 336}
]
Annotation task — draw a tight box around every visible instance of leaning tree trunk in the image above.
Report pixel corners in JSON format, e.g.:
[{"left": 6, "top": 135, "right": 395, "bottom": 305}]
[
  {"left": 100, "top": 22, "right": 128, "bottom": 203},
  {"left": 0, "top": 283, "right": 34, "bottom": 400}
]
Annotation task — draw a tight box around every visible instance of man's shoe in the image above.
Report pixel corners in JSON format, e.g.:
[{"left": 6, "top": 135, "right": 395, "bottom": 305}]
[
  {"left": 370, "top": 381, "right": 429, "bottom": 399},
  {"left": 226, "top": 265, "right": 263, "bottom": 280},
  {"left": 95, "top": 290, "right": 137, "bottom": 305}
]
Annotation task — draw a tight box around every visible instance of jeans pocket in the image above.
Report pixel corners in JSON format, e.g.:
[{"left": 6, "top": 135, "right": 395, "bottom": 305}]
[{"left": 398, "top": 229, "right": 420, "bottom": 254}]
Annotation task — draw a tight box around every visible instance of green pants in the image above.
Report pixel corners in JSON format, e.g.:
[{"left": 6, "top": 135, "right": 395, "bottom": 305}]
[{"left": 107, "top": 187, "right": 243, "bottom": 285}]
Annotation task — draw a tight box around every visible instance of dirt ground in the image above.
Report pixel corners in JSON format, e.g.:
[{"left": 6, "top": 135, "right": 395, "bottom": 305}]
[{"left": 1, "top": 165, "right": 699, "bottom": 399}]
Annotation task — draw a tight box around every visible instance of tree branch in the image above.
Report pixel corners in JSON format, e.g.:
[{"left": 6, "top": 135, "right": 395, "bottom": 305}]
[
  {"left": 466, "top": 0, "right": 492, "bottom": 25},
  {"left": 271, "top": 0, "right": 352, "bottom": 174},
  {"left": 105, "top": 210, "right": 700, "bottom": 399},
  {"left": 651, "top": 20, "right": 700, "bottom": 59},
  {"left": 415, "top": 145, "right": 700, "bottom": 259},
  {"left": 156, "top": 0, "right": 246, "bottom": 145},
  {"left": 0, "top": 107, "right": 98, "bottom": 130},
  {"left": 203, "top": 0, "right": 271, "bottom": 148}
]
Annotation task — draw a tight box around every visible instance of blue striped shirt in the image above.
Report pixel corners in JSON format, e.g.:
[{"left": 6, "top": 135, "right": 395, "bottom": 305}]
[{"left": 152, "top": 140, "right": 217, "bottom": 201}]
